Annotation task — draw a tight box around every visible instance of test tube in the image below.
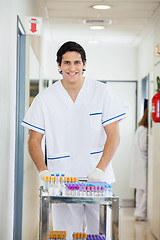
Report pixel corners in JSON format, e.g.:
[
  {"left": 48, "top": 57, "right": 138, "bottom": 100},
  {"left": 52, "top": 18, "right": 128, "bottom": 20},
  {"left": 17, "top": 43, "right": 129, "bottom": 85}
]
[
  {"left": 43, "top": 176, "right": 51, "bottom": 192},
  {"left": 79, "top": 185, "right": 82, "bottom": 196},
  {"left": 53, "top": 232, "right": 56, "bottom": 240},
  {"left": 56, "top": 232, "right": 59, "bottom": 240},
  {"left": 74, "top": 177, "right": 78, "bottom": 183},
  {"left": 90, "top": 185, "right": 95, "bottom": 197},
  {"left": 73, "top": 232, "right": 77, "bottom": 240},
  {"left": 94, "top": 185, "right": 98, "bottom": 197},
  {"left": 61, "top": 174, "right": 66, "bottom": 196},
  {"left": 86, "top": 234, "right": 89, "bottom": 240},
  {"left": 83, "top": 233, "right": 87, "bottom": 240},
  {"left": 83, "top": 185, "right": 87, "bottom": 196},
  {"left": 71, "top": 177, "right": 74, "bottom": 183},
  {"left": 80, "top": 232, "right": 83, "bottom": 240},
  {"left": 63, "top": 231, "right": 67, "bottom": 240},
  {"left": 86, "top": 186, "right": 91, "bottom": 197},
  {"left": 108, "top": 184, "right": 112, "bottom": 196},
  {"left": 67, "top": 185, "right": 72, "bottom": 196},
  {"left": 77, "top": 233, "right": 80, "bottom": 240},
  {"left": 101, "top": 186, "right": 105, "bottom": 197},
  {"left": 43, "top": 176, "right": 48, "bottom": 192},
  {"left": 97, "top": 185, "right": 101, "bottom": 197},
  {"left": 71, "top": 185, "right": 75, "bottom": 196},
  {"left": 105, "top": 183, "right": 109, "bottom": 196},
  {"left": 92, "top": 235, "right": 96, "bottom": 240},
  {"left": 67, "top": 177, "right": 71, "bottom": 184},
  {"left": 75, "top": 185, "right": 80, "bottom": 196}
]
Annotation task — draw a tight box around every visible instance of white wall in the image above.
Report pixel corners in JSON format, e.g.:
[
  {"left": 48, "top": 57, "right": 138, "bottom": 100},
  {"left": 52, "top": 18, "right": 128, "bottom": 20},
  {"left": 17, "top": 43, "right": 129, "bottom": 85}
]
[
  {"left": 137, "top": 11, "right": 160, "bottom": 239},
  {"left": 0, "top": 0, "right": 44, "bottom": 239},
  {"left": 150, "top": 17, "right": 160, "bottom": 240},
  {"left": 137, "top": 35, "right": 154, "bottom": 224},
  {"left": 0, "top": 2, "right": 13, "bottom": 240},
  {"left": 84, "top": 44, "right": 137, "bottom": 81},
  {"left": 137, "top": 31, "right": 154, "bottom": 118},
  {"left": 42, "top": 41, "right": 137, "bottom": 82}
]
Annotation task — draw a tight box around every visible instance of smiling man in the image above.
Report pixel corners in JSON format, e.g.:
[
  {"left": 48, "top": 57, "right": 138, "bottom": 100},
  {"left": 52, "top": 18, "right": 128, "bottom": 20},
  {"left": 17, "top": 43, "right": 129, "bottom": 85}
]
[
  {"left": 58, "top": 51, "right": 86, "bottom": 102},
  {"left": 22, "top": 41, "right": 126, "bottom": 239}
]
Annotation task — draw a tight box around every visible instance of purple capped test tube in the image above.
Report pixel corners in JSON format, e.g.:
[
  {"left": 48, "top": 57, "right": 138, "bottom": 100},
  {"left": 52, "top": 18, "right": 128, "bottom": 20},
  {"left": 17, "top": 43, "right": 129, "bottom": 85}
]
[
  {"left": 83, "top": 185, "right": 87, "bottom": 196},
  {"left": 97, "top": 185, "right": 101, "bottom": 197},
  {"left": 75, "top": 185, "right": 79, "bottom": 196},
  {"left": 67, "top": 185, "right": 72, "bottom": 196},
  {"left": 92, "top": 235, "right": 97, "bottom": 240},
  {"left": 101, "top": 186, "right": 105, "bottom": 197},
  {"left": 71, "top": 185, "right": 75, "bottom": 196},
  {"left": 94, "top": 186, "right": 98, "bottom": 197}
]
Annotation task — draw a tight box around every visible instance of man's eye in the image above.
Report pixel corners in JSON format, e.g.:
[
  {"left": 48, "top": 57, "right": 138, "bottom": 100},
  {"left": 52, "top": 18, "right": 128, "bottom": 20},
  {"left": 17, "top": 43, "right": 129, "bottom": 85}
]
[
  {"left": 64, "top": 62, "right": 70, "bottom": 64},
  {"left": 75, "top": 61, "right": 81, "bottom": 64}
]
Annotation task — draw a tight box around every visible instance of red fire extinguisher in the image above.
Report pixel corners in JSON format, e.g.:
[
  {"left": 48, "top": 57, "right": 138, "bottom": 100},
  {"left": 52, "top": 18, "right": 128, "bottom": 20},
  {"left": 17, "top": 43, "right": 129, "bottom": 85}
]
[{"left": 152, "top": 76, "right": 160, "bottom": 122}]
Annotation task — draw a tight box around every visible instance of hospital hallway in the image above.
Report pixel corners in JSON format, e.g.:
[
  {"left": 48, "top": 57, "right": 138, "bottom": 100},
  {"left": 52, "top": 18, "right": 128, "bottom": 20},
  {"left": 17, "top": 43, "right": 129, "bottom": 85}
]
[
  {"left": 119, "top": 208, "right": 156, "bottom": 240},
  {"left": 1, "top": 0, "right": 160, "bottom": 239}
]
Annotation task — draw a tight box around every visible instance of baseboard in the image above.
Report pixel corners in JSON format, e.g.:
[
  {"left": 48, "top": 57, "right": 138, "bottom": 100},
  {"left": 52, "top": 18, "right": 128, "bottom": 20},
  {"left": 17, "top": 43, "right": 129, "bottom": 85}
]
[{"left": 119, "top": 199, "right": 134, "bottom": 207}]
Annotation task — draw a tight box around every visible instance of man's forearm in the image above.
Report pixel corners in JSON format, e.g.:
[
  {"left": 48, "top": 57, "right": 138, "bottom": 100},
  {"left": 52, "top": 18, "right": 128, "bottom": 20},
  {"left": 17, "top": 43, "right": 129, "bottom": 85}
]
[
  {"left": 96, "top": 135, "right": 120, "bottom": 171},
  {"left": 96, "top": 121, "right": 120, "bottom": 172}
]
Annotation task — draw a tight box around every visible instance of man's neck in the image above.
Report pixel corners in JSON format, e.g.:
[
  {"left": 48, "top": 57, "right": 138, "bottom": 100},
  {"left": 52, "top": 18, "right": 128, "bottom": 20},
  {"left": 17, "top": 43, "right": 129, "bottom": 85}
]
[{"left": 61, "top": 77, "right": 85, "bottom": 102}]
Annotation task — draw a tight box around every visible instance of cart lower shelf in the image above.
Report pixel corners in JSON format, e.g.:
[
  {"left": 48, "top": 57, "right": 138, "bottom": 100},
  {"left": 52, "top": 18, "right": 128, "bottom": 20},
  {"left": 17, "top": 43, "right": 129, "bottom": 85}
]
[{"left": 39, "top": 191, "right": 119, "bottom": 240}]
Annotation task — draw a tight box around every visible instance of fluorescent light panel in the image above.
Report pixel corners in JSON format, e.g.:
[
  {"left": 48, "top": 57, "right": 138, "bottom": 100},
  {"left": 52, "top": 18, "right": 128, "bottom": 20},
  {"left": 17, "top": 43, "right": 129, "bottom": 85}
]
[
  {"left": 90, "top": 26, "right": 104, "bottom": 30},
  {"left": 92, "top": 5, "right": 111, "bottom": 10}
]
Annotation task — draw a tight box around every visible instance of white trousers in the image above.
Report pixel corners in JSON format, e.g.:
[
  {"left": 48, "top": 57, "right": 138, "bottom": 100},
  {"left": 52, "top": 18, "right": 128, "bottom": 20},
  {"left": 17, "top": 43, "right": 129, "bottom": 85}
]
[
  {"left": 52, "top": 204, "right": 99, "bottom": 240},
  {"left": 134, "top": 188, "right": 147, "bottom": 219}
]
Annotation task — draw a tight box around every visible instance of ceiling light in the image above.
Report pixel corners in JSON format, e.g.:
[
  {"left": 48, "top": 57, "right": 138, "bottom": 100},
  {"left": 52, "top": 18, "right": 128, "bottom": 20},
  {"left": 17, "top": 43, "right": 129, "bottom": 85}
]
[
  {"left": 92, "top": 5, "right": 111, "bottom": 10},
  {"left": 90, "top": 26, "right": 105, "bottom": 30},
  {"left": 83, "top": 19, "right": 112, "bottom": 25}
]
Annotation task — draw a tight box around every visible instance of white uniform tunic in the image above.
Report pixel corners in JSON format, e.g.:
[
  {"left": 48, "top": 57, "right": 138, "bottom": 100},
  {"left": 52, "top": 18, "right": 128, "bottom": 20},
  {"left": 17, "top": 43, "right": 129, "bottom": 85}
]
[
  {"left": 130, "top": 126, "right": 148, "bottom": 190},
  {"left": 22, "top": 78, "right": 126, "bottom": 183},
  {"left": 130, "top": 125, "right": 148, "bottom": 219}
]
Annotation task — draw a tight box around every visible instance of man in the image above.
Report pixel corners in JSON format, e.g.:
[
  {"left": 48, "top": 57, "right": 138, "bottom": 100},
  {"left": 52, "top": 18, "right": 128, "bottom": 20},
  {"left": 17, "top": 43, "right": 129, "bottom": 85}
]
[{"left": 22, "top": 41, "right": 126, "bottom": 238}]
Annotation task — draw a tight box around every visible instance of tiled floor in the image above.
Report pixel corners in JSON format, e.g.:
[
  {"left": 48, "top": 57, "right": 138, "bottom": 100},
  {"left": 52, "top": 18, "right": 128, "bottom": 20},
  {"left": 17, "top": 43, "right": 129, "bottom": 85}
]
[{"left": 119, "top": 208, "right": 156, "bottom": 240}]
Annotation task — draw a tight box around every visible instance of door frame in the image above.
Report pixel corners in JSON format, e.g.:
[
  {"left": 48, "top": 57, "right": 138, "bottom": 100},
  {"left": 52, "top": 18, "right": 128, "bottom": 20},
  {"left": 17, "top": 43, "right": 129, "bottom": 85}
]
[
  {"left": 13, "top": 16, "right": 26, "bottom": 240},
  {"left": 100, "top": 80, "right": 138, "bottom": 206},
  {"left": 100, "top": 80, "right": 138, "bottom": 129}
]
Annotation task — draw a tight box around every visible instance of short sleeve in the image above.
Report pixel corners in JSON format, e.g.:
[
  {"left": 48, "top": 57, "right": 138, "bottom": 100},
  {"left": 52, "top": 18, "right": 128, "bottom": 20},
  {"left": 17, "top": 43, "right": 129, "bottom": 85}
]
[
  {"left": 21, "top": 94, "right": 45, "bottom": 134},
  {"left": 102, "top": 85, "right": 126, "bottom": 127}
]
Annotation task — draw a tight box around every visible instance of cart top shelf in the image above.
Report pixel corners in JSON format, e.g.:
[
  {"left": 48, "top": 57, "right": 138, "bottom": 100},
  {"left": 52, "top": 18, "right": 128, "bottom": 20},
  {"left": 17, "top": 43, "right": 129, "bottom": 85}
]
[{"left": 40, "top": 194, "right": 119, "bottom": 205}]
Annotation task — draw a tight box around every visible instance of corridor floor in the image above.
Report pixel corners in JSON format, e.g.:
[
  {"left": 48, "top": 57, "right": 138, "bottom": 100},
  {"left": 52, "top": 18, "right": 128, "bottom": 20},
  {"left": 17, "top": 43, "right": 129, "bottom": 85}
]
[{"left": 119, "top": 208, "right": 156, "bottom": 240}]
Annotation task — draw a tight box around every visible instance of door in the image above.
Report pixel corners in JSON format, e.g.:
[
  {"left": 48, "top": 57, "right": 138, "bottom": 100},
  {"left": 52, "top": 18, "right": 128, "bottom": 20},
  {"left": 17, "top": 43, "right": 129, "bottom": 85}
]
[{"left": 106, "top": 81, "right": 137, "bottom": 204}]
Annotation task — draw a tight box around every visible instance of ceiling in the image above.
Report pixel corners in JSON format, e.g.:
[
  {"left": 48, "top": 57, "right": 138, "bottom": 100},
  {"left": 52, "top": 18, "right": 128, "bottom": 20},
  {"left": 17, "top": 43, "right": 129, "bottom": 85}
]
[{"left": 45, "top": 0, "right": 160, "bottom": 45}]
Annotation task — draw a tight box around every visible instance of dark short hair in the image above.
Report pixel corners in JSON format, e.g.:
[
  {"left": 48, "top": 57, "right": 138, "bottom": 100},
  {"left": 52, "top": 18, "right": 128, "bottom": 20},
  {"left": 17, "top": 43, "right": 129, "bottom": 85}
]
[{"left": 56, "top": 41, "right": 86, "bottom": 66}]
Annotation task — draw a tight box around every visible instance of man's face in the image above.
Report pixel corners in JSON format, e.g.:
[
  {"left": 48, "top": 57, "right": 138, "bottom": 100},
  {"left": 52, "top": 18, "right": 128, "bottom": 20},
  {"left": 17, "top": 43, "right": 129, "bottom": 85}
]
[{"left": 57, "top": 51, "right": 86, "bottom": 85}]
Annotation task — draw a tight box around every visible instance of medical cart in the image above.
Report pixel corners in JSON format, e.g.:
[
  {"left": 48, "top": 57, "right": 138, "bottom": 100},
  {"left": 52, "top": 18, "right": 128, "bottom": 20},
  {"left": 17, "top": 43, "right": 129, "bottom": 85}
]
[{"left": 39, "top": 187, "right": 119, "bottom": 240}]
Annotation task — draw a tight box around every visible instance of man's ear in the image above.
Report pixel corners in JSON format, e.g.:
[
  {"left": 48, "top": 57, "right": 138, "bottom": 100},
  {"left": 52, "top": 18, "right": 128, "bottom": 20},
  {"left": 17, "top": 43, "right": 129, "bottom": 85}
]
[{"left": 57, "top": 62, "right": 61, "bottom": 69}]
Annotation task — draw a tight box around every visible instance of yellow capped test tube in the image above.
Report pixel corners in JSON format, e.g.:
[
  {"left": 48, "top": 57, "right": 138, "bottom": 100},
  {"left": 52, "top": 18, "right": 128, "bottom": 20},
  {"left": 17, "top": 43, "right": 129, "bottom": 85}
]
[
  {"left": 43, "top": 176, "right": 51, "bottom": 192},
  {"left": 67, "top": 177, "right": 71, "bottom": 183},
  {"left": 74, "top": 177, "right": 78, "bottom": 183},
  {"left": 83, "top": 233, "right": 87, "bottom": 240}
]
